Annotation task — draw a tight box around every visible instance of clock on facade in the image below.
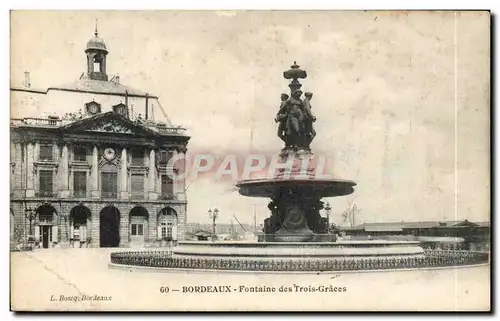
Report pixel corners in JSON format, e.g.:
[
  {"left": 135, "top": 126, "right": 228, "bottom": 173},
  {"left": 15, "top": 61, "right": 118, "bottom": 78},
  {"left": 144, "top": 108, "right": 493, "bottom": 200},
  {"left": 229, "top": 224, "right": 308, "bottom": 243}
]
[{"left": 104, "top": 148, "right": 116, "bottom": 161}]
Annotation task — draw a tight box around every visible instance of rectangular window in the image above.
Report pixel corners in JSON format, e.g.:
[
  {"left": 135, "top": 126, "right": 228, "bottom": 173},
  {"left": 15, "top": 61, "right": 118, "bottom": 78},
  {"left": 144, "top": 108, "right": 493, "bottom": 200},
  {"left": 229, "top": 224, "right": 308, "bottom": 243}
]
[
  {"left": 39, "top": 170, "right": 53, "bottom": 196},
  {"left": 101, "top": 172, "right": 117, "bottom": 198},
  {"left": 161, "top": 175, "right": 174, "bottom": 199},
  {"left": 131, "top": 174, "right": 144, "bottom": 199},
  {"left": 39, "top": 145, "right": 53, "bottom": 161},
  {"left": 161, "top": 223, "right": 167, "bottom": 238},
  {"left": 131, "top": 224, "right": 144, "bottom": 236},
  {"left": 73, "top": 171, "right": 87, "bottom": 197},
  {"left": 131, "top": 149, "right": 143, "bottom": 166},
  {"left": 160, "top": 150, "right": 173, "bottom": 165},
  {"left": 73, "top": 146, "right": 87, "bottom": 162},
  {"left": 167, "top": 227, "right": 173, "bottom": 238}
]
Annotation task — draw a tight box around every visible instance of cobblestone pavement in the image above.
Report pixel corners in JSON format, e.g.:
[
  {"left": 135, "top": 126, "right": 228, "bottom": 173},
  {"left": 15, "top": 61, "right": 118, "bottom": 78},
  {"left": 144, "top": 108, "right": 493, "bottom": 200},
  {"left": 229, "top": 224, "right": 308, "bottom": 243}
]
[{"left": 11, "top": 248, "right": 490, "bottom": 311}]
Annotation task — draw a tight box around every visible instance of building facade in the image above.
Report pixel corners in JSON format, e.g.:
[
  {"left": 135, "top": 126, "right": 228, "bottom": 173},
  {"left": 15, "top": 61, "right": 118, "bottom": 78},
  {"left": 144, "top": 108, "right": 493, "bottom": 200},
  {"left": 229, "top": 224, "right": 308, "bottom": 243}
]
[{"left": 10, "top": 29, "right": 190, "bottom": 249}]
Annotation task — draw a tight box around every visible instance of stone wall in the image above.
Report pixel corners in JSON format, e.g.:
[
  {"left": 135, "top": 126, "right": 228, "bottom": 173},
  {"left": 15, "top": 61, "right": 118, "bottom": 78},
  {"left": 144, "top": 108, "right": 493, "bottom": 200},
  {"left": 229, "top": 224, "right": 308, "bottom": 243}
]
[{"left": 10, "top": 199, "right": 187, "bottom": 248}]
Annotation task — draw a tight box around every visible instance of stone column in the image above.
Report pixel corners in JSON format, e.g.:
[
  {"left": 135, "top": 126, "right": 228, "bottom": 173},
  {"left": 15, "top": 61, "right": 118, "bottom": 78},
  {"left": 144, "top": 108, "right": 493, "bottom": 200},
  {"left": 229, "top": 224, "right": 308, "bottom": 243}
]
[
  {"left": 91, "top": 145, "right": 100, "bottom": 198},
  {"left": 120, "top": 147, "right": 128, "bottom": 199},
  {"left": 148, "top": 149, "right": 158, "bottom": 200},
  {"left": 53, "top": 144, "right": 60, "bottom": 190},
  {"left": 59, "top": 144, "right": 69, "bottom": 198},
  {"left": 173, "top": 150, "right": 187, "bottom": 201},
  {"left": 25, "top": 143, "right": 35, "bottom": 197},
  {"left": 177, "top": 204, "right": 187, "bottom": 241},
  {"left": 13, "top": 143, "right": 22, "bottom": 196}
]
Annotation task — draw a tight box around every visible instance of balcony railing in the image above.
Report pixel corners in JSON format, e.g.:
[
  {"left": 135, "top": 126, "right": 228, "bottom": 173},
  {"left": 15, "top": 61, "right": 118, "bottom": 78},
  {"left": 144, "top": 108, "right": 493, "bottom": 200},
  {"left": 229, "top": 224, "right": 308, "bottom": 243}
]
[
  {"left": 101, "top": 191, "right": 118, "bottom": 199},
  {"left": 155, "top": 123, "right": 186, "bottom": 135},
  {"left": 35, "top": 191, "right": 56, "bottom": 198},
  {"left": 73, "top": 191, "right": 87, "bottom": 198},
  {"left": 11, "top": 117, "right": 67, "bottom": 128},
  {"left": 130, "top": 194, "right": 145, "bottom": 200},
  {"left": 158, "top": 193, "right": 176, "bottom": 200}
]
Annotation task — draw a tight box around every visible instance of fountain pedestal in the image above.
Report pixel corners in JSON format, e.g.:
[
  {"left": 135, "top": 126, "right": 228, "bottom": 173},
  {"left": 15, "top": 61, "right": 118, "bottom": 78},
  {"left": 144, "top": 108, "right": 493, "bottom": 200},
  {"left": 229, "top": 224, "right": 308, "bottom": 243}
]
[{"left": 237, "top": 153, "right": 356, "bottom": 242}]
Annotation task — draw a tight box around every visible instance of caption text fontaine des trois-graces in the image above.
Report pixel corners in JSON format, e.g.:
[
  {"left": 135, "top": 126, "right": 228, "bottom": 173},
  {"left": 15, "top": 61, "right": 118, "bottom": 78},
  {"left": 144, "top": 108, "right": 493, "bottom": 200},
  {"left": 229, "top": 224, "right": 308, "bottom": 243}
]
[{"left": 162, "top": 284, "right": 347, "bottom": 294}]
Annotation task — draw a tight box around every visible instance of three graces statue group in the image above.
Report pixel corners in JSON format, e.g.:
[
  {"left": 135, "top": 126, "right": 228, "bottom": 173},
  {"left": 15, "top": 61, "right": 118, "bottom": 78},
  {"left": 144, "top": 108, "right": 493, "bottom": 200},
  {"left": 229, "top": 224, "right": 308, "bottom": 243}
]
[{"left": 275, "top": 62, "right": 317, "bottom": 152}]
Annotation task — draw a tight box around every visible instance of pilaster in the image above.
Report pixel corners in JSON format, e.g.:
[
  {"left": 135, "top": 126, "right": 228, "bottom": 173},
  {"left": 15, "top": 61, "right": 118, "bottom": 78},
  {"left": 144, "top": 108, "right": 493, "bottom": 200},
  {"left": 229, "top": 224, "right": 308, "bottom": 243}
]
[{"left": 91, "top": 145, "right": 100, "bottom": 198}]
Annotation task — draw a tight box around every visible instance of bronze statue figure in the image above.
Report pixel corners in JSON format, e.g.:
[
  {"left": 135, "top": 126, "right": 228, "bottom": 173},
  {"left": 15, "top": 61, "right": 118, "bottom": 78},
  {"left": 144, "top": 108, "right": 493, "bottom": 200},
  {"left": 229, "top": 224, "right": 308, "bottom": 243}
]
[
  {"left": 302, "top": 92, "right": 316, "bottom": 150},
  {"left": 275, "top": 89, "right": 317, "bottom": 152},
  {"left": 275, "top": 93, "right": 290, "bottom": 145}
]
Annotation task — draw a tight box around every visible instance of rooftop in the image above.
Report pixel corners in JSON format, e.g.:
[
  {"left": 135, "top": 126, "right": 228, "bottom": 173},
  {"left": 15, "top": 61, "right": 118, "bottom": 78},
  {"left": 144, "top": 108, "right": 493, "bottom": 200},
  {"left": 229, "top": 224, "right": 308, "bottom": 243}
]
[
  {"left": 48, "top": 77, "right": 154, "bottom": 98},
  {"left": 343, "top": 220, "right": 490, "bottom": 231}
]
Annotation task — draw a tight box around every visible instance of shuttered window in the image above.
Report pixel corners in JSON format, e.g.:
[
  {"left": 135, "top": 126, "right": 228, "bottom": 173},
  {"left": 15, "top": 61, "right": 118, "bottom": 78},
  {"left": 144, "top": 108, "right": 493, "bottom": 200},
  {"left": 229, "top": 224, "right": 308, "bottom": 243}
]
[
  {"left": 73, "top": 172, "right": 87, "bottom": 197},
  {"left": 101, "top": 172, "right": 117, "bottom": 198},
  {"left": 131, "top": 149, "right": 143, "bottom": 166},
  {"left": 159, "top": 150, "right": 173, "bottom": 165},
  {"left": 161, "top": 175, "right": 173, "bottom": 199},
  {"left": 73, "top": 146, "right": 87, "bottom": 162},
  {"left": 39, "top": 145, "right": 53, "bottom": 161},
  {"left": 131, "top": 174, "right": 144, "bottom": 199},
  {"left": 39, "top": 170, "right": 53, "bottom": 196}
]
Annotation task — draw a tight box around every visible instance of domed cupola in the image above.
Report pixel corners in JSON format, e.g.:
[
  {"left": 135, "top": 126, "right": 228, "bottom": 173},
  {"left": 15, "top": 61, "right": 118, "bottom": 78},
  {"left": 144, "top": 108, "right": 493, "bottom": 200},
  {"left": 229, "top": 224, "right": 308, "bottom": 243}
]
[
  {"left": 85, "top": 24, "right": 109, "bottom": 81},
  {"left": 86, "top": 34, "right": 108, "bottom": 53}
]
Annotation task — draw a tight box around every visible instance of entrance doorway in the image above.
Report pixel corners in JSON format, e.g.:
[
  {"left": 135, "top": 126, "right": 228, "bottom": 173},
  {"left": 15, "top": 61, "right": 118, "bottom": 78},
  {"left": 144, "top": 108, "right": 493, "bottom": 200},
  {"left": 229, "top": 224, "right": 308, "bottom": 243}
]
[
  {"left": 35, "top": 203, "right": 57, "bottom": 248},
  {"left": 99, "top": 206, "right": 121, "bottom": 247},
  {"left": 129, "top": 206, "right": 149, "bottom": 245},
  {"left": 69, "top": 205, "right": 92, "bottom": 247},
  {"left": 41, "top": 226, "right": 51, "bottom": 248}
]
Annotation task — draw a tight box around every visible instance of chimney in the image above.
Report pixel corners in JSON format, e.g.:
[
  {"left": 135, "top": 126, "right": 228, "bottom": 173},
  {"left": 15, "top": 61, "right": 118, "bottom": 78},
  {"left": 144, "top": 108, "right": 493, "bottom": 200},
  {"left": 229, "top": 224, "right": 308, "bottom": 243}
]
[
  {"left": 24, "top": 71, "right": 31, "bottom": 87},
  {"left": 125, "top": 90, "right": 129, "bottom": 118},
  {"left": 145, "top": 93, "right": 149, "bottom": 120}
]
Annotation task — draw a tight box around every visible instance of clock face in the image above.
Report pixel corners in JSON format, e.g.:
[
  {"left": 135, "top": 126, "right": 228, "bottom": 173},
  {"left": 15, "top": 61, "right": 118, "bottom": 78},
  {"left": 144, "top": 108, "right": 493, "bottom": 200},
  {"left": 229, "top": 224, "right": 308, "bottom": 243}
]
[{"left": 104, "top": 148, "right": 116, "bottom": 161}]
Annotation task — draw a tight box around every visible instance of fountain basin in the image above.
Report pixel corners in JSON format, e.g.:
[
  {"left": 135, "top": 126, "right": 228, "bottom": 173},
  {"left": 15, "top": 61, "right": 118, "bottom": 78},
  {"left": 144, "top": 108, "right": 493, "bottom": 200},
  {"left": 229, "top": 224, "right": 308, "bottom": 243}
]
[
  {"left": 173, "top": 240, "right": 424, "bottom": 259},
  {"left": 237, "top": 177, "right": 356, "bottom": 198}
]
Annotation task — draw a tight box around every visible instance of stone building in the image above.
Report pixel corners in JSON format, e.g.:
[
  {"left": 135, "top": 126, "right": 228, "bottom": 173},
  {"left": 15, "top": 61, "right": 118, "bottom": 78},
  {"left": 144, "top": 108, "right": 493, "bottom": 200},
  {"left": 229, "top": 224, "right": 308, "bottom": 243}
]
[{"left": 10, "top": 29, "right": 190, "bottom": 248}]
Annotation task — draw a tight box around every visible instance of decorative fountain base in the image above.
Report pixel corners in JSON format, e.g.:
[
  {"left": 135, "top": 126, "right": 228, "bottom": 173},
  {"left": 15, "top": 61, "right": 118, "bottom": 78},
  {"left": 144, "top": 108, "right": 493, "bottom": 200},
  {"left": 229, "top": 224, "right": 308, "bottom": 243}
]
[
  {"left": 109, "top": 62, "right": 490, "bottom": 273},
  {"left": 172, "top": 240, "right": 425, "bottom": 259}
]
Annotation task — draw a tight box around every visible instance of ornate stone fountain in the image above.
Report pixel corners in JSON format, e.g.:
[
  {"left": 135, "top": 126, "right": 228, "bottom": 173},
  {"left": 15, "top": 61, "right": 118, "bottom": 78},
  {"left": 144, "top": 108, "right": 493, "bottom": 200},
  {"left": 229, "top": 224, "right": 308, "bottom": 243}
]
[
  {"left": 236, "top": 62, "right": 356, "bottom": 242},
  {"left": 108, "top": 63, "right": 491, "bottom": 273}
]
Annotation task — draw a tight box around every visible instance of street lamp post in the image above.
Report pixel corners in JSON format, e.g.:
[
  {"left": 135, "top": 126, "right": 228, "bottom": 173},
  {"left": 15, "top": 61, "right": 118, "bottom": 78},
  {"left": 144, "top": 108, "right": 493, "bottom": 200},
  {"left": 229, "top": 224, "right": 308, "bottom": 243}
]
[
  {"left": 61, "top": 213, "right": 69, "bottom": 243},
  {"left": 24, "top": 207, "right": 36, "bottom": 246},
  {"left": 208, "top": 208, "right": 219, "bottom": 238},
  {"left": 324, "top": 202, "right": 332, "bottom": 233},
  {"left": 24, "top": 207, "right": 36, "bottom": 236}
]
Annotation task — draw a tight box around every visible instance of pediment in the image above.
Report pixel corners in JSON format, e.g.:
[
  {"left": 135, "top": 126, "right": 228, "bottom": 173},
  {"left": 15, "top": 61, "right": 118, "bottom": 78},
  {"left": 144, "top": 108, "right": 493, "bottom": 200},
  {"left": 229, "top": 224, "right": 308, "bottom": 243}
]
[{"left": 63, "top": 112, "right": 158, "bottom": 137}]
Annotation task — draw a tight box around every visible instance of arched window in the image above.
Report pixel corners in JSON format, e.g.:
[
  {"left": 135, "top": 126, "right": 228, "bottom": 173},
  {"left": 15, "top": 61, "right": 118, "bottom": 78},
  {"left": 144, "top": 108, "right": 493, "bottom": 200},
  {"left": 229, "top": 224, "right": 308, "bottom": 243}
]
[
  {"left": 112, "top": 103, "right": 127, "bottom": 117},
  {"left": 85, "top": 101, "right": 101, "bottom": 115},
  {"left": 158, "top": 207, "right": 177, "bottom": 241}
]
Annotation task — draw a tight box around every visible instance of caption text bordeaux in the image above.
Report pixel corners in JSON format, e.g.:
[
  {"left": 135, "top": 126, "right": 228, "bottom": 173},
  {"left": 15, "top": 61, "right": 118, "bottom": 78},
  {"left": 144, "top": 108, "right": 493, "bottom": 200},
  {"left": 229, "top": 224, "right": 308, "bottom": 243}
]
[{"left": 163, "top": 285, "right": 347, "bottom": 293}]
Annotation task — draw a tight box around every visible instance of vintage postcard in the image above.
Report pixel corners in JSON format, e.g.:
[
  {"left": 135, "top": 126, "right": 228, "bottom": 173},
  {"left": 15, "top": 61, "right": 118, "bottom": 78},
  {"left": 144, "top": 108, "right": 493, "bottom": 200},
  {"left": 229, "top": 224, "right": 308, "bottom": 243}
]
[{"left": 9, "top": 10, "right": 490, "bottom": 311}]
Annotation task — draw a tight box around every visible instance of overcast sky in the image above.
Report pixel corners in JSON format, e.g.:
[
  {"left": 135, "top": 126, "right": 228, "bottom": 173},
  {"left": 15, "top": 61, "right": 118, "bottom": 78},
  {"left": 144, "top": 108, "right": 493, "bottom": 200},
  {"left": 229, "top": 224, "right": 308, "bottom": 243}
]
[{"left": 11, "top": 11, "right": 490, "bottom": 225}]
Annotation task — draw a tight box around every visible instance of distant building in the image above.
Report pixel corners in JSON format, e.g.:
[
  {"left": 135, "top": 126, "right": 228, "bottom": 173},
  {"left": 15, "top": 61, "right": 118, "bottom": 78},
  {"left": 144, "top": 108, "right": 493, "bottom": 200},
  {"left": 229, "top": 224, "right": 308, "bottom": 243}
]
[
  {"left": 10, "top": 28, "right": 190, "bottom": 249},
  {"left": 342, "top": 219, "right": 490, "bottom": 248}
]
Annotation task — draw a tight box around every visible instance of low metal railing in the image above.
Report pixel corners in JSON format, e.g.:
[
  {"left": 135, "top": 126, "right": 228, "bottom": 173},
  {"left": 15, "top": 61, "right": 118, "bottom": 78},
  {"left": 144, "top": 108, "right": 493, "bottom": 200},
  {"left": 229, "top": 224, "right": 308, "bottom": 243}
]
[
  {"left": 11, "top": 117, "right": 65, "bottom": 127},
  {"left": 110, "top": 250, "right": 490, "bottom": 272},
  {"left": 35, "top": 191, "right": 56, "bottom": 198}
]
